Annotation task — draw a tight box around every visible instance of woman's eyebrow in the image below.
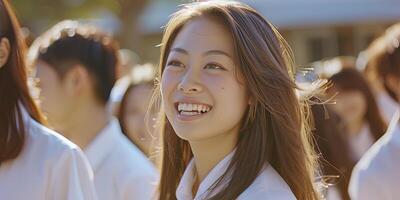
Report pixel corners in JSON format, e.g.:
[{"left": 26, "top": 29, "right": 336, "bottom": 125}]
[
  {"left": 204, "top": 50, "right": 232, "bottom": 58},
  {"left": 170, "top": 47, "right": 188, "bottom": 54},
  {"left": 170, "top": 47, "right": 232, "bottom": 59}
]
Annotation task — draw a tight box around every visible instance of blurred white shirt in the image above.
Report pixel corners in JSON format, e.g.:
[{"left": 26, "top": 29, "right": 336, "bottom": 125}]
[
  {"left": 0, "top": 107, "right": 97, "bottom": 200},
  {"left": 349, "top": 110, "right": 400, "bottom": 200},
  {"left": 176, "top": 150, "right": 296, "bottom": 200},
  {"left": 84, "top": 118, "right": 159, "bottom": 200},
  {"left": 377, "top": 91, "right": 398, "bottom": 123}
]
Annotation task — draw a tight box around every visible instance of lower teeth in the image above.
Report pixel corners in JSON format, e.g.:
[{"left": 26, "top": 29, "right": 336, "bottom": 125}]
[{"left": 180, "top": 111, "right": 202, "bottom": 116}]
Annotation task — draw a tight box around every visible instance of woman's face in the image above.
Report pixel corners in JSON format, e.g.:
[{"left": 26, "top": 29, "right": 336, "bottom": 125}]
[
  {"left": 161, "top": 17, "right": 249, "bottom": 142},
  {"left": 35, "top": 60, "right": 73, "bottom": 128},
  {"left": 123, "top": 84, "right": 154, "bottom": 154},
  {"left": 330, "top": 88, "right": 367, "bottom": 124}
]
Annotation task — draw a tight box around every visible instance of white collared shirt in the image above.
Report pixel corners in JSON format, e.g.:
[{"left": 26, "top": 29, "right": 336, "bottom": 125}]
[
  {"left": 377, "top": 91, "right": 398, "bottom": 123},
  {"left": 84, "top": 118, "right": 159, "bottom": 200},
  {"left": 0, "top": 107, "right": 97, "bottom": 200},
  {"left": 349, "top": 110, "right": 400, "bottom": 200},
  {"left": 176, "top": 151, "right": 296, "bottom": 200}
]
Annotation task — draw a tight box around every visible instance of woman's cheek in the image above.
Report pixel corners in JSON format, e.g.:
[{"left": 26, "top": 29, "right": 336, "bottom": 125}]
[
  {"left": 161, "top": 72, "right": 178, "bottom": 95},
  {"left": 201, "top": 73, "right": 226, "bottom": 92}
]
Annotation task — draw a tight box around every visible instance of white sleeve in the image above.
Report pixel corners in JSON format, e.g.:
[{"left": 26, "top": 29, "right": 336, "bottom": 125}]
[
  {"left": 349, "top": 167, "right": 388, "bottom": 200},
  {"left": 47, "top": 148, "right": 98, "bottom": 200}
]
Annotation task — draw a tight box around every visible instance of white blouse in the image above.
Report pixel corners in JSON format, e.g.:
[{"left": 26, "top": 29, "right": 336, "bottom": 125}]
[
  {"left": 349, "top": 110, "right": 400, "bottom": 200},
  {"left": 84, "top": 118, "right": 159, "bottom": 200},
  {"left": 377, "top": 91, "right": 398, "bottom": 123},
  {"left": 0, "top": 108, "right": 97, "bottom": 200},
  {"left": 176, "top": 151, "right": 296, "bottom": 200}
]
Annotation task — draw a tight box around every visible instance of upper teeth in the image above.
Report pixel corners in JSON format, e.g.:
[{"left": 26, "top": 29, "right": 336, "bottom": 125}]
[{"left": 178, "top": 103, "right": 211, "bottom": 113}]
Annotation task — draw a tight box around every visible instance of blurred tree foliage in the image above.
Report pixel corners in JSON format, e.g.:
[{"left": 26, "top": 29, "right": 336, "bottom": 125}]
[{"left": 11, "top": 0, "right": 150, "bottom": 49}]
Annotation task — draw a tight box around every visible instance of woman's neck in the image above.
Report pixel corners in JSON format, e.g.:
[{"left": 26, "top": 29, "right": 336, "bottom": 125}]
[{"left": 189, "top": 126, "right": 239, "bottom": 195}]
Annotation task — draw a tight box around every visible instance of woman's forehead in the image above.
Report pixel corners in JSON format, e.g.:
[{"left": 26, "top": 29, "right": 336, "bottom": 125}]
[{"left": 170, "top": 17, "right": 234, "bottom": 56}]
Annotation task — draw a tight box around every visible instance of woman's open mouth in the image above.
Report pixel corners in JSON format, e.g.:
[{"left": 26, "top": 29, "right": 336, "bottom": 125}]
[{"left": 175, "top": 102, "right": 213, "bottom": 116}]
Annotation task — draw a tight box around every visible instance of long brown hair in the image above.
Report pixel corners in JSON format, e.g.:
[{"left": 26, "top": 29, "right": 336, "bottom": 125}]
[
  {"left": 329, "top": 68, "right": 387, "bottom": 140},
  {"left": 0, "top": 0, "right": 44, "bottom": 163},
  {"left": 152, "top": 1, "right": 320, "bottom": 199}
]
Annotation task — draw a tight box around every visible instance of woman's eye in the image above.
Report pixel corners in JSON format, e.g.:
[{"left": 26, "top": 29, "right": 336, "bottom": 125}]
[
  {"left": 167, "top": 60, "right": 184, "bottom": 68},
  {"left": 205, "top": 63, "right": 225, "bottom": 70}
]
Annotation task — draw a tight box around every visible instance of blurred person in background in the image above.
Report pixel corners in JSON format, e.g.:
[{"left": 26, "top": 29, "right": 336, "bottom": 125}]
[
  {"left": 349, "top": 23, "right": 400, "bottom": 200},
  {"left": 117, "top": 63, "right": 158, "bottom": 158},
  {"left": 28, "top": 20, "right": 158, "bottom": 200},
  {"left": 0, "top": 1, "right": 97, "bottom": 199},
  {"left": 327, "top": 65, "right": 387, "bottom": 162},
  {"left": 363, "top": 34, "right": 399, "bottom": 123}
]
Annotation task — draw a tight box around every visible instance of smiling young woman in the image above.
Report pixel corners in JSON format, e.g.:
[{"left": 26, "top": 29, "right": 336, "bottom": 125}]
[{"left": 152, "top": 1, "right": 321, "bottom": 200}]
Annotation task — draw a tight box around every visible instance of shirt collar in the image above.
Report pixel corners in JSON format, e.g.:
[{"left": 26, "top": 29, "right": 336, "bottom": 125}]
[
  {"left": 176, "top": 150, "right": 235, "bottom": 200},
  {"left": 19, "top": 102, "right": 32, "bottom": 125},
  {"left": 387, "top": 109, "right": 400, "bottom": 145},
  {"left": 84, "top": 118, "right": 122, "bottom": 171}
]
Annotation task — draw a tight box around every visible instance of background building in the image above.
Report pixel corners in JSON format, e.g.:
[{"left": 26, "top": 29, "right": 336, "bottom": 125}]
[{"left": 137, "top": 0, "right": 400, "bottom": 65}]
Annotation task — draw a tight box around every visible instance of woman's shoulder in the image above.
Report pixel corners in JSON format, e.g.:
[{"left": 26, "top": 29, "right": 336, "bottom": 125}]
[
  {"left": 26, "top": 118, "right": 82, "bottom": 158},
  {"left": 239, "top": 164, "right": 296, "bottom": 200},
  {"left": 5, "top": 117, "right": 92, "bottom": 183}
]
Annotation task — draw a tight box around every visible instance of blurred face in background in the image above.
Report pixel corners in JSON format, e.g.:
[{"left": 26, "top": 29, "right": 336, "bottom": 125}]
[
  {"left": 35, "top": 60, "right": 77, "bottom": 130},
  {"left": 329, "top": 87, "right": 367, "bottom": 126},
  {"left": 122, "top": 83, "right": 155, "bottom": 155}
]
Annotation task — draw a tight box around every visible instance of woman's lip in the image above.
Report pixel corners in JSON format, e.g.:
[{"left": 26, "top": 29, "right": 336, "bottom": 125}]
[
  {"left": 176, "top": 109, "right": 212, "bottom": 122},
  {"left": 174, "top": 101, "right": 213, "bottom": 107}
]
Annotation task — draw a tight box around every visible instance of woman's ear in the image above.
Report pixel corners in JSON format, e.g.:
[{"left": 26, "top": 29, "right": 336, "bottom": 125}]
[
  {"left": 0, "top": 37, "right": 11, "bottom": 68},
  {"left": 63, "top": 64, "right": 89, "bottom": 96}
]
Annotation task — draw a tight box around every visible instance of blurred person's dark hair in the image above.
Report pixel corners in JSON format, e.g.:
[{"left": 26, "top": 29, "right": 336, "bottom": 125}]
[
  {"left": 117, "top": 63, "right": 157, "bottom": 156},
  {"left": 0, "top": 0, "right": 44, "bottom": 162},
  {"left": 28, "top": 20, "right": 119, "bottom": 104},
  {"left": 364, "top": 23, "right": 400, "bottom": 102},
  {"left": 328, "top": 67, "right": 387, "bottom": 141},
  {"left": 311, "top": 102, "right": 354, "bottom": 200}
]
